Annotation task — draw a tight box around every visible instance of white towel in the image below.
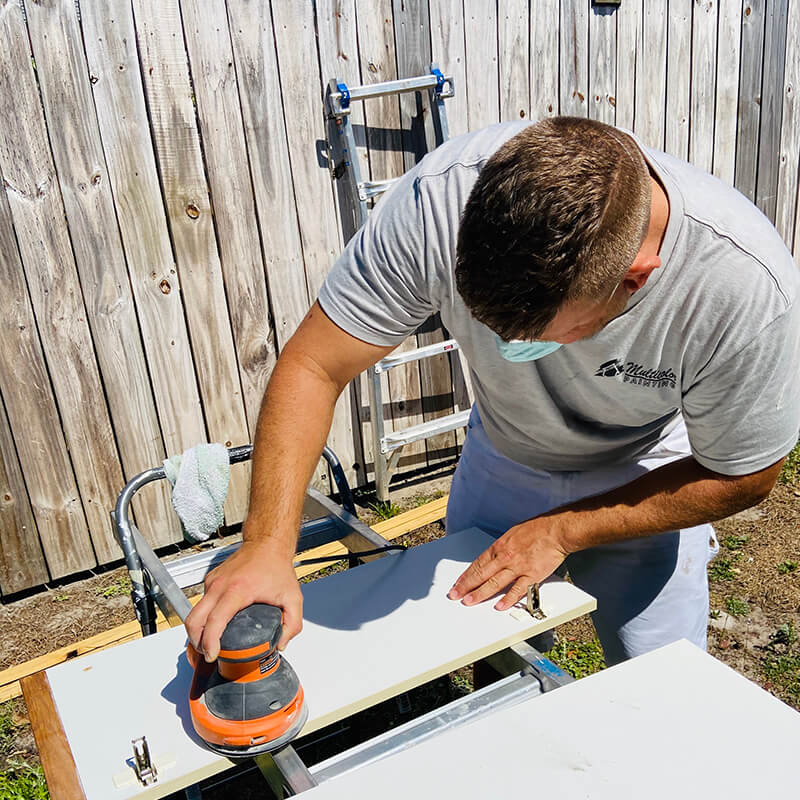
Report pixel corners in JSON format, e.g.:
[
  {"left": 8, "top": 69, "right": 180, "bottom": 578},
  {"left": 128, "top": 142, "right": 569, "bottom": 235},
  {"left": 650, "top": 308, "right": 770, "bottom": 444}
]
[{"left": 163, "top": 443, "right": 230, "bottom": 542}]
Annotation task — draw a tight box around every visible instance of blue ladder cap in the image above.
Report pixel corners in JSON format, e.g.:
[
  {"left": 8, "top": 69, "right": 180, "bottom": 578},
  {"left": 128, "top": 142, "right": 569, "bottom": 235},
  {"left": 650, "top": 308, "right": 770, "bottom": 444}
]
[
  {"left": 431, "top": 68, "right": 445, "bottom": 93},
  {"left": 337, "top": 81, "right": 351, "bottom": 109}
]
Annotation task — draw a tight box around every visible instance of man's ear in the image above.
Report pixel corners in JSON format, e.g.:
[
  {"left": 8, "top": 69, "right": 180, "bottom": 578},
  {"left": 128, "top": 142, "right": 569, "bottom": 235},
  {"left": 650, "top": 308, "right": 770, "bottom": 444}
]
[{"left": 623, "top": 253, "right": 661, "bottom": 293}]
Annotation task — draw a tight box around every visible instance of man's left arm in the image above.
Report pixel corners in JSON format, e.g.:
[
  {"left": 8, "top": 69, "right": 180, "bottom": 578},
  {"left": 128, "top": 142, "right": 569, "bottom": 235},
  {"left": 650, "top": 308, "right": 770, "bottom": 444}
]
[{"left": 448, "top": 455, "right": 784, "bottom": 610}]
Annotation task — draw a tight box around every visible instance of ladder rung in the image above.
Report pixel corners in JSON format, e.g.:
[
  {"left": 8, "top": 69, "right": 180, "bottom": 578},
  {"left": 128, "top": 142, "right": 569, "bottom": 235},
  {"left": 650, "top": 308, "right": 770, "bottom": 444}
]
[
  {"left": 380, "top": 409, "right": 470, "bottom": 453},
  {"left": 329, "top": 72, "right": 451, "bottom": 116},
  {"left": 376, "top": 339, "right": 460, "bottom": 373},
  {"left": 358, "top": 178, "right": 400, "bottom": 201}
]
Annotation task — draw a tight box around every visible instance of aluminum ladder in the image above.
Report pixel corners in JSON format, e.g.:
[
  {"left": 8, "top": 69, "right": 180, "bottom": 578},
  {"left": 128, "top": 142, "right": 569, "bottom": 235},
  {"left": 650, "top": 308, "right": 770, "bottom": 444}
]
[{"left": 326, "top": 66, "right": 471, "bottom": 501}]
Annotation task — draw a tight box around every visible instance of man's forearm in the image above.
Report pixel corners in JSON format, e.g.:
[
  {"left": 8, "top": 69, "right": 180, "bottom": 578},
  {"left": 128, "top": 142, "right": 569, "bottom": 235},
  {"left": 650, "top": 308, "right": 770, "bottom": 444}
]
[{"left": 551, "top": 456, "right": 782, "bottom": 554}]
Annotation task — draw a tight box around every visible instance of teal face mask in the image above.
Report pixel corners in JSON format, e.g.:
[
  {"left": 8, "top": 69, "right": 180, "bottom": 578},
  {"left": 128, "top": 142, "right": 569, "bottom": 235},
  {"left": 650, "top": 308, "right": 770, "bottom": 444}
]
[{"left": 495, "top": 335, "right": 562, "bottom": 362}]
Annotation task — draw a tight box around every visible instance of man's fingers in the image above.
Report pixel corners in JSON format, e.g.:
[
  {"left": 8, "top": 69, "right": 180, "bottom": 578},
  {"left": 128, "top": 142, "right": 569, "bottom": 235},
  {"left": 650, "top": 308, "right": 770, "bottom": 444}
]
[
  {"left": 448, "top": 546, "right": 502, "bottom": 600},
  {"left": 277, "top": 597, "right": 303, "bottom": 651},
  {"left": 198, "top": 592, "right": 247, "bottom": 662},
  {"left": 460, "top": 567, "right": 515, "bottom": 606},
  {"left": 494, "top": 577, "right": 531, "bottom": 612}
]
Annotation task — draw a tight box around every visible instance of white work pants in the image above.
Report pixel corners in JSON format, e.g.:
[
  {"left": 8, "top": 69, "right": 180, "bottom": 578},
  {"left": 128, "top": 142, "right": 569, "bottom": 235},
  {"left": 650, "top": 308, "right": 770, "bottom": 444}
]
[{"left": 446, "top": 407, "right": 719, "bottom": 666}]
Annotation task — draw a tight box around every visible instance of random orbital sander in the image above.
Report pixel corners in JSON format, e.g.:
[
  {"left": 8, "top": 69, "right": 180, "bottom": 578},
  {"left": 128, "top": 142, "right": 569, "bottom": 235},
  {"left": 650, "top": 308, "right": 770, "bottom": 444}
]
[{"left": 186, "top": 603, "right": 308, "bottom": 757}]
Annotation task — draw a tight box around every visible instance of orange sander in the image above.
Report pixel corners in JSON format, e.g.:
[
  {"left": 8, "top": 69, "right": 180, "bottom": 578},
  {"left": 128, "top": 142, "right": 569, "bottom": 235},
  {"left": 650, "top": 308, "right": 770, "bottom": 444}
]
[{"left": 187, "top": 604, "right": 308, "bottom": 757}]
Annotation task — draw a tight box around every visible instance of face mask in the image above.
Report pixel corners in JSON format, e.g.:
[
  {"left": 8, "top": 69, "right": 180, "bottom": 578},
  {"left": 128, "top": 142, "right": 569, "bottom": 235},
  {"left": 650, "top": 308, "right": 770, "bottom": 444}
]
[{"left": 495, "top": 335, "right": 562, "bottom": 362}]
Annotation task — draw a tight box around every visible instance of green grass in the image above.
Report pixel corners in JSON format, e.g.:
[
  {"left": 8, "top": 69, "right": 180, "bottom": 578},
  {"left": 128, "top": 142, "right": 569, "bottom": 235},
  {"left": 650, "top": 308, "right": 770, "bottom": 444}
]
[
  {"left": 0, "top": 761, "right": 49, "bottom": 800},
  {"left": 95, "top": 575, "right": 130, "bottom": 598},
  {"left": 708, "top": 556, "right": 737, "bottom": 582},
  {"left": 778, "top": 439, "right": 800, "bottom": 485},
  {"left": 724, "top": 596, "right": 750, "bottom": 618},
  {"left": 546, "top": 637, "right": 606, "bottom": 679},
  {"left": 368, "top": 500, "right": 402, "bottom": 520},
  {"left": 411, "top": 489, "right": 446, "bottom": 507},
  {"left": 777, "top": 560, "right": 798, "bottom": 575},
  {"left": 722, "top": 534, "right": 749, "bottom": 551}
]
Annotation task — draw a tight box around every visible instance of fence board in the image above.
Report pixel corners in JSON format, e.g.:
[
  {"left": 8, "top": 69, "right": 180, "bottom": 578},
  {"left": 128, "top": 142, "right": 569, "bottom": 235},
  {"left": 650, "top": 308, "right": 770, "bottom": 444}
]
[
  {"left": 393, "top": 0, "right": 458, "bottom": 466},
  {"left": 756, "top": 0, "right": 790, "bottom": 220},
  {"left": 636, "top": 0, "right": 668, "bottom": 149},
  {"left": 776, "top": 0, "right": 800, "bottom": 246},
  {"left": 464, "top": 0, "right": 500, "bottom": 129},
  {"left": 430, "top": 0, "right": 469, "bottom": 137},
  {"left": 271, "top": 0, "right": 359, "bottom": 488},
  {"left": 713, "top": 0, "right": 743, "bottom": 184},
  {"left": 560, "top": 0, "right": 589, "bottom": 117},
  {"left": 0, "top": 174, "right": 93, "bottom": 580},
  {"left": 666, "top": 0, "right": 691, "bottom": 160},
  {"left": 0, "top": 0, "right": 123, "bottom": 570},
  {"left": 80, "top": 1, "right": 207, "bottom": 490},
  {"left": 689, "top": 0, "right": 718, "bottom": 173},
  {"left": 25, "top": 0, "right": 176, "bottom": 556},
  {"left": 499, "top": 0, "right": 530, "bottom": 122},
  {"left": 179, "top": 0, "right": 278, "bottom": 438},
  {"left": 736, "top": 0, "right": 767, "bottom": 202},
  {"left": 616, "top": 0, "right": 642, "bottom": 131},
  {"left": 530, "top": 0, "right": 560, "bottom": 122},
  {"left": 132, "top": 0, "right": 251, "bottom": 523},
  {"left": 589, "top": 4, "right": 617, "bottom": 125}
]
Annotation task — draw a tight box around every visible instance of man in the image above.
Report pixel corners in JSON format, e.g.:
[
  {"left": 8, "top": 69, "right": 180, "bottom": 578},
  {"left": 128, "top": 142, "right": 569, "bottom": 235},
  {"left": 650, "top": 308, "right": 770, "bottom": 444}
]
[{"left": 186, "top": 117, "right": 800, "bottom": 667}]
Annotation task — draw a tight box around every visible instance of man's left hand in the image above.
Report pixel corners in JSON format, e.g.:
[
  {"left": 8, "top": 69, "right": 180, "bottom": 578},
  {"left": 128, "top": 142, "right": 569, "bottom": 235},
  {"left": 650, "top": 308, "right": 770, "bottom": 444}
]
[{"left": 447, "top": 517, "right": 569, "bottom": 611}]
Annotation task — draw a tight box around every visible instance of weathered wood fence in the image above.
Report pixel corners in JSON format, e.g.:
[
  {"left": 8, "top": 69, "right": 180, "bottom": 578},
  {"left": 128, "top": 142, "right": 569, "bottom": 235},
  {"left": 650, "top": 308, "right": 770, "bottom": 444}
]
[{"left": 0, "top": 0, "right": 798, "bottom": 594}]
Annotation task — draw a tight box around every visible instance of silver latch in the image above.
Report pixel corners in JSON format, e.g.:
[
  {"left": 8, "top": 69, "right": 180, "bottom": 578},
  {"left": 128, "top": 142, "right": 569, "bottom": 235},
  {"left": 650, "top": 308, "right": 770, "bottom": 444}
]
[
  {"left": 526, "top": 583, "right": 546, "bottom": 620},
  {"left": 132, "top": 736, "right": 158, "bottom": 786}
]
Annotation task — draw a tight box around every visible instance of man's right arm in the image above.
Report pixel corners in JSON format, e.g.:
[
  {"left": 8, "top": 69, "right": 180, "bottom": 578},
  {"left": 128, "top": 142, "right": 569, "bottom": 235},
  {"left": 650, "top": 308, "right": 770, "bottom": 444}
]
[{"left": 185, "top": 302, "right": 395, "bottom": 661}]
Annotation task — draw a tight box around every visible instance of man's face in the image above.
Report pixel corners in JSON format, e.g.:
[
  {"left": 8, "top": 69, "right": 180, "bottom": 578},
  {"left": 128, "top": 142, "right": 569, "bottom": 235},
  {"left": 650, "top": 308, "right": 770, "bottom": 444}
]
[{"left": 538, "top": 284, "right": 630, "bottom": 344}]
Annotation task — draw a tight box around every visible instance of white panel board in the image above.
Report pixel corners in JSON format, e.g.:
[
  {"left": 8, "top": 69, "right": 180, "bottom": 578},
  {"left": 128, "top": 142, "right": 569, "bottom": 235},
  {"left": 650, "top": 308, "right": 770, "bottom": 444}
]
[{"left": 47, "top": 529, "right": 595, "bottom": 799}]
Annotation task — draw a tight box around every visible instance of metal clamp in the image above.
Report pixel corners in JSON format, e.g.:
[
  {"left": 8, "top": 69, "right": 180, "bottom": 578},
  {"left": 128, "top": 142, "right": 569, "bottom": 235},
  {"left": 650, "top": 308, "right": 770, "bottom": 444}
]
[
  {"left": 131, "top": 736, "right": 158, "bottom": 786},
  {"left": 526, "top": 583, "right": 545, "bottom": 620}
]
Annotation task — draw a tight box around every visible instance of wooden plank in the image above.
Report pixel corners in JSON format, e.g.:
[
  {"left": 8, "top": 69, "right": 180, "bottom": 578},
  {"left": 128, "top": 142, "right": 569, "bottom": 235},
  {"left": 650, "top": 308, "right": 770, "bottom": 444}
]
[
  {"left": 179, "top": 0, "right": 278, "bottom": 437},
  {"left": 429, "top": 0, "right": 469, "bottom": 136},
  {"left": 0, "top": 390, "right": 48, "bottom": 594},
  {"left": 689, "top": 0, "right": 719, "bottom": 173},
  {"left": 298, "top": 641, "right": 800, "bottom": 799},
  {"left": 736, "top": 0, "right": 767, "bottom": 202},
  {"left": 756, "top": 0, "right": 790, "bottom": 221},
  {"left": 79, "top": 1, "right": 207, "bottom": 483},
  {"left": 132, "top": 0, "right": 251, "bottom": 523},
  {"left": 463, "top": 0, "right": 500, "bottom": 129},
  {"left": 45, "top": 529, "right": 595, "bottom": 799},
  {"left": 713, "top": 0, "right": 743, "bottom": 184},
  {"left": 0, "top": 0, "right": 121, "bottom": 573},
  {"left": 778, "top": 0, "right": 800, "bottom": 249},
  {"left": 0, "top": 160, "right": 91, "bottom": 580},
  {"left": 25, "top": 0, "right": 177, "bottom": 557},
  {"left": 498, "top": 0, "right": 530, "bottom": 122},
  {"left": 635, "top": 0, "right": 668, "bottom": 149},
  {"left": 530, "top": 0, "right": 560, "bottom": 122},
  {"left": 665, "top": 0, "right": 691, "bottom": 160},
  {"left": 21, "top": 671, "right": 86, "bottom": 800},
  {"left": 615, "top": 0, "right": 642, "bottom": 131},
  {"left": 0, "top": 495, "right": 450, "bottom": 700},
  {"left": 588, "top": 2, "right": 617, "bottom": 125},
  {"left": 560, "top": 0, "right": 589, "bottom": 117},
  {"left": 270, "top": 1, "right": 359, "bottom": 489},
  {"left": 393, "top": 0, "right": 458, "bottom": 467}
]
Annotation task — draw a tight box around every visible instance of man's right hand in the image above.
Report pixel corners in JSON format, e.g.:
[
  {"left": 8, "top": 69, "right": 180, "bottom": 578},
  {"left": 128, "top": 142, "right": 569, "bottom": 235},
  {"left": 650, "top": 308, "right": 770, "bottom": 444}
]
[{"left": 185, "top": 540, "right": 303, "bottom": 661}]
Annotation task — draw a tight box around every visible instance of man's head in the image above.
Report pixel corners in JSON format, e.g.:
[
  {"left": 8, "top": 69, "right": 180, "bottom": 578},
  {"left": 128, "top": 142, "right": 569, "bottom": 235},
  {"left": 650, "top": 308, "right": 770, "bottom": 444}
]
[{"left": 455, "top": 117, "right": 656, "bottom": 343}]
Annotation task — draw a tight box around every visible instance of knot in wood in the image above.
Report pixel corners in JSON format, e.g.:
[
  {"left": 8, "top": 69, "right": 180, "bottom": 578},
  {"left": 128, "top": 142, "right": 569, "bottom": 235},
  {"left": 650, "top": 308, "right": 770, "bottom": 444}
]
[
  {"left": 159, "top": 279, "right": 171, "bottom": 295},
  {"left": 186, "top": 203, "right": 200, "bottom": 219}
]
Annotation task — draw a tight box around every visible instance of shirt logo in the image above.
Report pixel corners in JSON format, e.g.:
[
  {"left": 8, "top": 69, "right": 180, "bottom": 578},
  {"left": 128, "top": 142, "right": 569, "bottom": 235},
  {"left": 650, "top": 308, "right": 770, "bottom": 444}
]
[{"left": 595, "top": 358, "right": 677, "bottom": 389}]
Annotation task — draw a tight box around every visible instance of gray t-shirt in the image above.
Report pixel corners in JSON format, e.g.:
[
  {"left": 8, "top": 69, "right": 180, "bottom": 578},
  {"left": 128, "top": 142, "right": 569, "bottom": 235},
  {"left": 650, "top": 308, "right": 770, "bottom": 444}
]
[{"left": 319, "top": 122, "right": 800, "bottom": 476}]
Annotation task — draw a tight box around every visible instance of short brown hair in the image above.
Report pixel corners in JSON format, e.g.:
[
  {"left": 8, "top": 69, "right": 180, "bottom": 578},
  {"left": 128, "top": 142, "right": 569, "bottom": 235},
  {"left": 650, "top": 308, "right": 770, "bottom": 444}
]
[{"left": 455, "top": 117, "right": 651, "bottom": 340}]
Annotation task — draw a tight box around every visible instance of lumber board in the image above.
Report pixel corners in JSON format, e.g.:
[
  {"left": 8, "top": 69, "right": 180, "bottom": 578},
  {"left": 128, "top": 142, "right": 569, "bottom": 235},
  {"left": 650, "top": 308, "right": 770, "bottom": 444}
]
[
  {"left": 24, "top": 0, "right": 176, "bottom": 558},
  {"left": 463, "top": 0, "right": 500, "bottom": 129},
  {"left": 775, "top": 0, "right": 800, "bottom": 246},
  {"left": 756, "top": 0, "right": 791, "bottom": 221},
  {"left": 44, "top": 529, "right": 595, "bottom": 799},
  {"left": 0, "top": 1, "right": 110, "bottom": 577},
  {"left": 559, "top": 0, "right": 589, "bottom": 118},
  {"left": 635, "top": 0, "right": 668, "bottom": 149},
  {"left": 614, "top": 0, "right": 641, "bottom": 131},
  {"left": 132, "top": 0, "right": 251, "bottom": 523},
  {"left": 530, "top": 0, "right": 560, "bottom": 122},
  {"left": 689, "top": 0, "right": 718, "bottom": 174},
  {"left": 713, "top": 0, "right": 744, "bottom": 184},
  {"left": 588, "top": 2, "right": 617, "bottom": 126},
  {"left": 354, "top": 0, "right": 427, "bottom": 475},
  {"left": 736, "top": 0, "right": 768, "bottom": 202},
  {"left": 498, "top": 0, "right": 530, "bottom": 123},
  {"left": 21, "top": 672, "right": 85, "bottom": 800},
  {"left": 79, "top": 1, "right": 206, "bottom": 480},
  {"left": 429, "top": 0, "right": 469, "bottom": 136},
  {"left": 302, "top": 641, "right": 800, "bottom": 798},
  {"left": 179, "top": 0, "right": 278, "bottom": 436},
  {"left": 665, "top": 0, "right": 691, "bottom": 160},
  {"left": 0, "top": 496, "right": 450, "bottom": 702}
]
